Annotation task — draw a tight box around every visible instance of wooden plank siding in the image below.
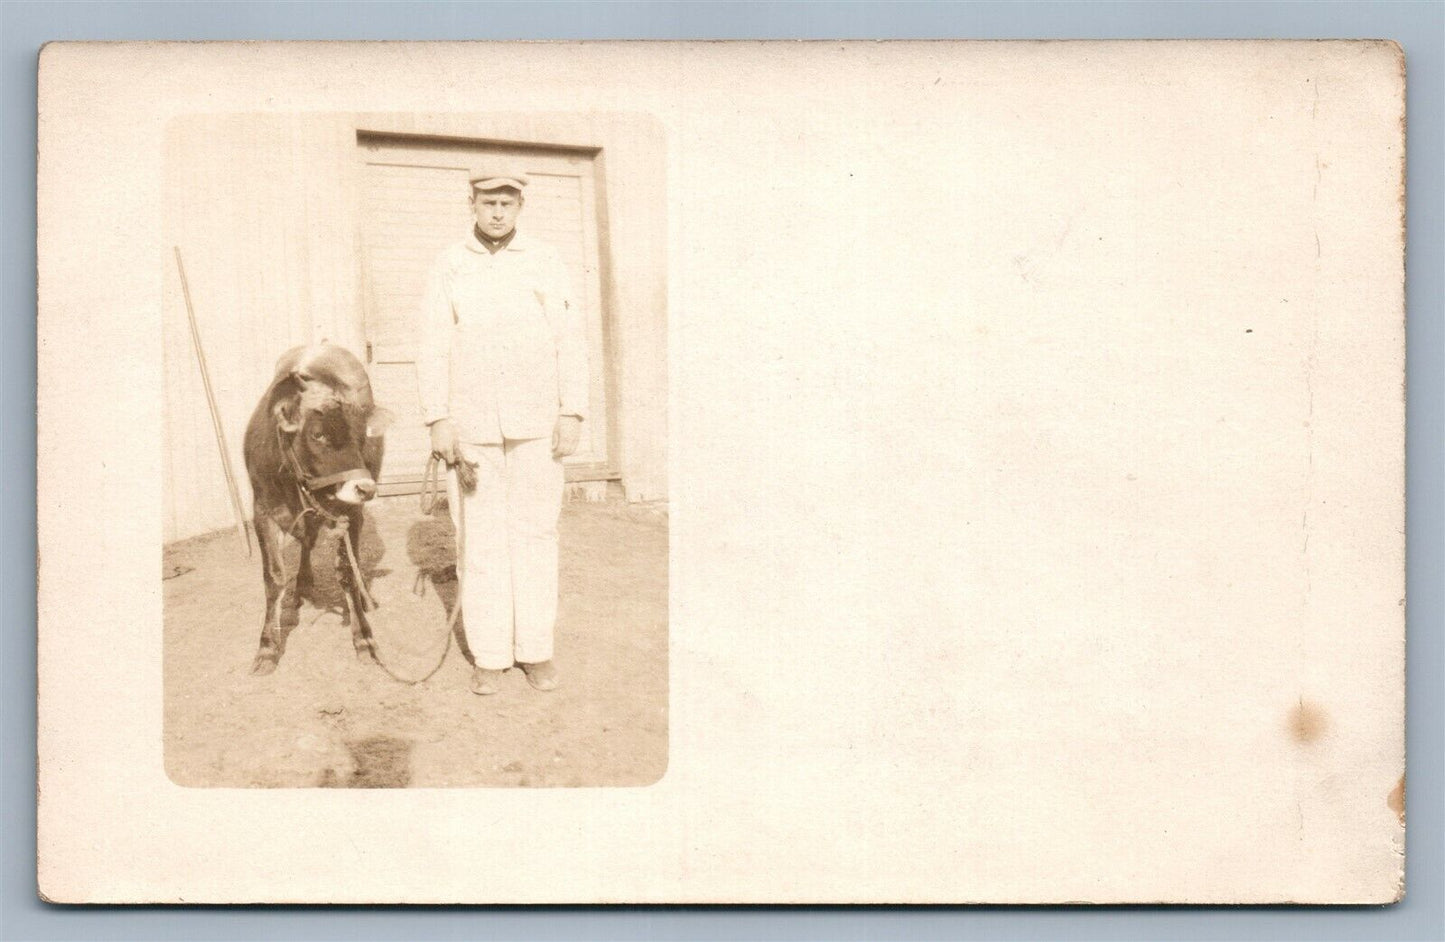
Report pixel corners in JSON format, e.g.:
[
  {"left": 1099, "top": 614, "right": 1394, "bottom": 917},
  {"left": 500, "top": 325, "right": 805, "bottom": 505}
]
[
  {"left": 163, "top": 114, "right": 665, "bottom": 543},
  {"left": 163, "top": 115, "right": 365, "bottom": 542}
]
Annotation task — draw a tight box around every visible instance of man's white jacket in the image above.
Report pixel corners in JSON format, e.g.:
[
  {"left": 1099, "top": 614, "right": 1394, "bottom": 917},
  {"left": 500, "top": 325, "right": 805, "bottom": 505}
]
[{"left": 416, "top": 229, "right": 589, "bottom": 444}]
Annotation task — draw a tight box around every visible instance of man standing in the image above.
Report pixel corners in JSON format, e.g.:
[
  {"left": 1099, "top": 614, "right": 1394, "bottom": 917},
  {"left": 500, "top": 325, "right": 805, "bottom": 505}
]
[{"left": 417, "top": 167, "right": 588, "bottom": 696}]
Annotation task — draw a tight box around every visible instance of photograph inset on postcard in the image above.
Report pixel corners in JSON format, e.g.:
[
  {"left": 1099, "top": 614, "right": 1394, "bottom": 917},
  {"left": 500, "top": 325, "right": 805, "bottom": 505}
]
[{"left": 161, "top": 113, "right": 668, "bottom": 788}]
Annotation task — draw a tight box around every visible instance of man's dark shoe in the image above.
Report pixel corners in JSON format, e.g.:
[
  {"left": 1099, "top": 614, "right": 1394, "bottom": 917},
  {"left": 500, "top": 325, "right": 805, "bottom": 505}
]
[{"left": 519, "top": 660, "right": 559, "bottom": 691}]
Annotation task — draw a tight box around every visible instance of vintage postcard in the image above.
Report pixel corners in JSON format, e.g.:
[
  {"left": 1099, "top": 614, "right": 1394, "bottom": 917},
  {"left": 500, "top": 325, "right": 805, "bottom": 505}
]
[{"left": 37, "top": 40, "right": 1405, "bottom": 903}]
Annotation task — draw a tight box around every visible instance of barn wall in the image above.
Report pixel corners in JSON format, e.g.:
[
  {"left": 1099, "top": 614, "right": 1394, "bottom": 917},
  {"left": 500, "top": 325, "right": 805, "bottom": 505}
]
[
  {"left": 163, "top": 113, "right": 667, "bottom": 543},
  {"left": 163, "top": 114, "right": 363, "bottom": 543}
]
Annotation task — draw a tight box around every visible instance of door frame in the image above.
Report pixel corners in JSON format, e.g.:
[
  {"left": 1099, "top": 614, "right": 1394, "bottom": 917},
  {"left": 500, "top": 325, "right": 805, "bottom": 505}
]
[{"left": 352, "top": 126, "right": 621, "bottom": 487}]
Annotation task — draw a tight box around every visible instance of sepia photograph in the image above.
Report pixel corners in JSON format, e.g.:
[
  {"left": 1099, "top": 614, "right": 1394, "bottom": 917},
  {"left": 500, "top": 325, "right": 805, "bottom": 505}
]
[{"left": 160, "top": 113, "right": 668, "bottom": 788}]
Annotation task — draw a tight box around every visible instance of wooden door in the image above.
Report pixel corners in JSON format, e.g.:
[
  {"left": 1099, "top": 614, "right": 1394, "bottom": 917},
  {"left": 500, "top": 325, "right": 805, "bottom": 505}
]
[{"left": 357, "top": 133, "right": 612, "bottom": 491}]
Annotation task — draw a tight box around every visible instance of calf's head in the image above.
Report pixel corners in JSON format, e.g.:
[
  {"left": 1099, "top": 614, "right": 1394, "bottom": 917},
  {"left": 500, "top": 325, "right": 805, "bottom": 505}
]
[{"left": 272, "top": 371, "right": 390, "bottom": 505}]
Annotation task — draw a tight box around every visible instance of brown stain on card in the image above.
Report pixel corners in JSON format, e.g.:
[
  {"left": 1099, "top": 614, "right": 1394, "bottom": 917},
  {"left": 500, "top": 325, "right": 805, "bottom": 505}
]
[
  {"left": 1287, "top": 699, "right": 1328, "bottom": 744},
  {"left": 1387, "top": 775, "right": 1405, "bottom": 825}
]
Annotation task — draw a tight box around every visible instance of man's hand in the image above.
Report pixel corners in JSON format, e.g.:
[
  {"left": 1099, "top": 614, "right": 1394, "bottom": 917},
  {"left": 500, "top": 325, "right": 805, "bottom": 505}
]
[
  {"left": 430, "top": 418, "right": 457, "bottom": 465},
  {"left": 552, "top": 414, "right": 582, "bottom": 459}
]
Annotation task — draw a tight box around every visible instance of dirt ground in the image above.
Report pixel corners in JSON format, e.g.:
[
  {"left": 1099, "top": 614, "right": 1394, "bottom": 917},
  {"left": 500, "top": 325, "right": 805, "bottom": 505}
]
[{"left": 163, "top": 496, "right": 667, "bottom": 788}]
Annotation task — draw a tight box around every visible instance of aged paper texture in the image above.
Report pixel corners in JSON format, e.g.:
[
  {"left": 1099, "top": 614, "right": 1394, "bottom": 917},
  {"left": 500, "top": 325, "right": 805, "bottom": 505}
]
[{"left": 38, "top": 41, "right": 1405, "bottom": 903}]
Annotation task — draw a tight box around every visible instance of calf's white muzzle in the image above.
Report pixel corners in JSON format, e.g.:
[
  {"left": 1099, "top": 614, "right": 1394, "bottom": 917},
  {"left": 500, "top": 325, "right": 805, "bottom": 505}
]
[{"left": 334, "top": 477, "right": 378, "bottom": 505}]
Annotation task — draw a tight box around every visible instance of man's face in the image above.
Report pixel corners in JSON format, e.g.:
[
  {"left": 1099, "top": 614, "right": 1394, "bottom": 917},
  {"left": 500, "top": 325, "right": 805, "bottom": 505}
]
[{"left": 471, "top": 188, "right": 523, "bottom": 239}]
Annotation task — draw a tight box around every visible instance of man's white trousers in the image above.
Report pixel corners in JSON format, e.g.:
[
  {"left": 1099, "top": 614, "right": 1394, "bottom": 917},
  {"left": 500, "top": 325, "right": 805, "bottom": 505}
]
[{"left": 447, "top": 437, "right": 564, "bottom": 669}]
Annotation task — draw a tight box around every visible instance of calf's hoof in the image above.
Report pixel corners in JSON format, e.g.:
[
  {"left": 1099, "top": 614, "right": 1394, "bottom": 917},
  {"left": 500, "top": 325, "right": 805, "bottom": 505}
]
[{"left": 251, "top": 654, "right": 279, "bottom": 676}]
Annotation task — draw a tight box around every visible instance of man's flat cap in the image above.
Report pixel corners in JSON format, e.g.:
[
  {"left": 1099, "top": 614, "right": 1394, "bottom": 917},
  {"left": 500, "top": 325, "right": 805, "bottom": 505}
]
[{"left": 468, "top": 167, "right": 530, "bottom": 191}]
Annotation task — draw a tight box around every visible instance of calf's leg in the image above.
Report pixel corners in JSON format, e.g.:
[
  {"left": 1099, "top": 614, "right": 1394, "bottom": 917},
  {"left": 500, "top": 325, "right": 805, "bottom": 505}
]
[
  {"left": 252, "top": 514, "right": 292, "bottom": 675},
  {"left": 340, "top": 508, "right": 378, "bottom": 663},
  {"left": 282, "top": 513, "right": 321, "bottom": 626}
]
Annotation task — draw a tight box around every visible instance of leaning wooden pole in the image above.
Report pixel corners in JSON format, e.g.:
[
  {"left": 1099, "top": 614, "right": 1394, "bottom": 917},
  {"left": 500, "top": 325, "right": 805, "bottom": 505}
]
[{"left": 174, "top": 246, "right": 252, "bottom": 557}]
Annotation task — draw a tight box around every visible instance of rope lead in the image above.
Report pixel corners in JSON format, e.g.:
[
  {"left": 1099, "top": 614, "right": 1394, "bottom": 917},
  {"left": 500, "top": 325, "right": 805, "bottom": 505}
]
[
  {"left": 274, "top": 453, "right": 475, "bottom": 686},
  {"left": 332, "top": 453, "right": 473, "bottom": 685}
]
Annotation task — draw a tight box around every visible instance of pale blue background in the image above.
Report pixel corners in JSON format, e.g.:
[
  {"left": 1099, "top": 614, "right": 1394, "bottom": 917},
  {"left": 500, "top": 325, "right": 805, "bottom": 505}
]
[{"left": 3, "top": 2, "right": 1440, "bottom": 939}]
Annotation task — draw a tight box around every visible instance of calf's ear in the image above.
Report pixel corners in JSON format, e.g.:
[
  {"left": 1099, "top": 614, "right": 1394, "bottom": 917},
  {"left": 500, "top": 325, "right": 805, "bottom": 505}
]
[
  {"left": 366, "top": 407, "right": 395, "bottom": 438},
  {"left": 271, "top": 371, "right": 308, "bottom": 434},
  {"left": 273, "top": 396, "right": 302, "bottom": 434}
]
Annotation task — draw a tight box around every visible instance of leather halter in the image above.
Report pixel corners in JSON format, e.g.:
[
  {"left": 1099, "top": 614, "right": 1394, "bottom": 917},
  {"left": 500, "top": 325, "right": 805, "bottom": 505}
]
[
  {"left": 303, "top": 467, "right": 373, "bottom": 490},
  {"left": 275, "top": 425, "right": 370, "bottom": 525}
]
